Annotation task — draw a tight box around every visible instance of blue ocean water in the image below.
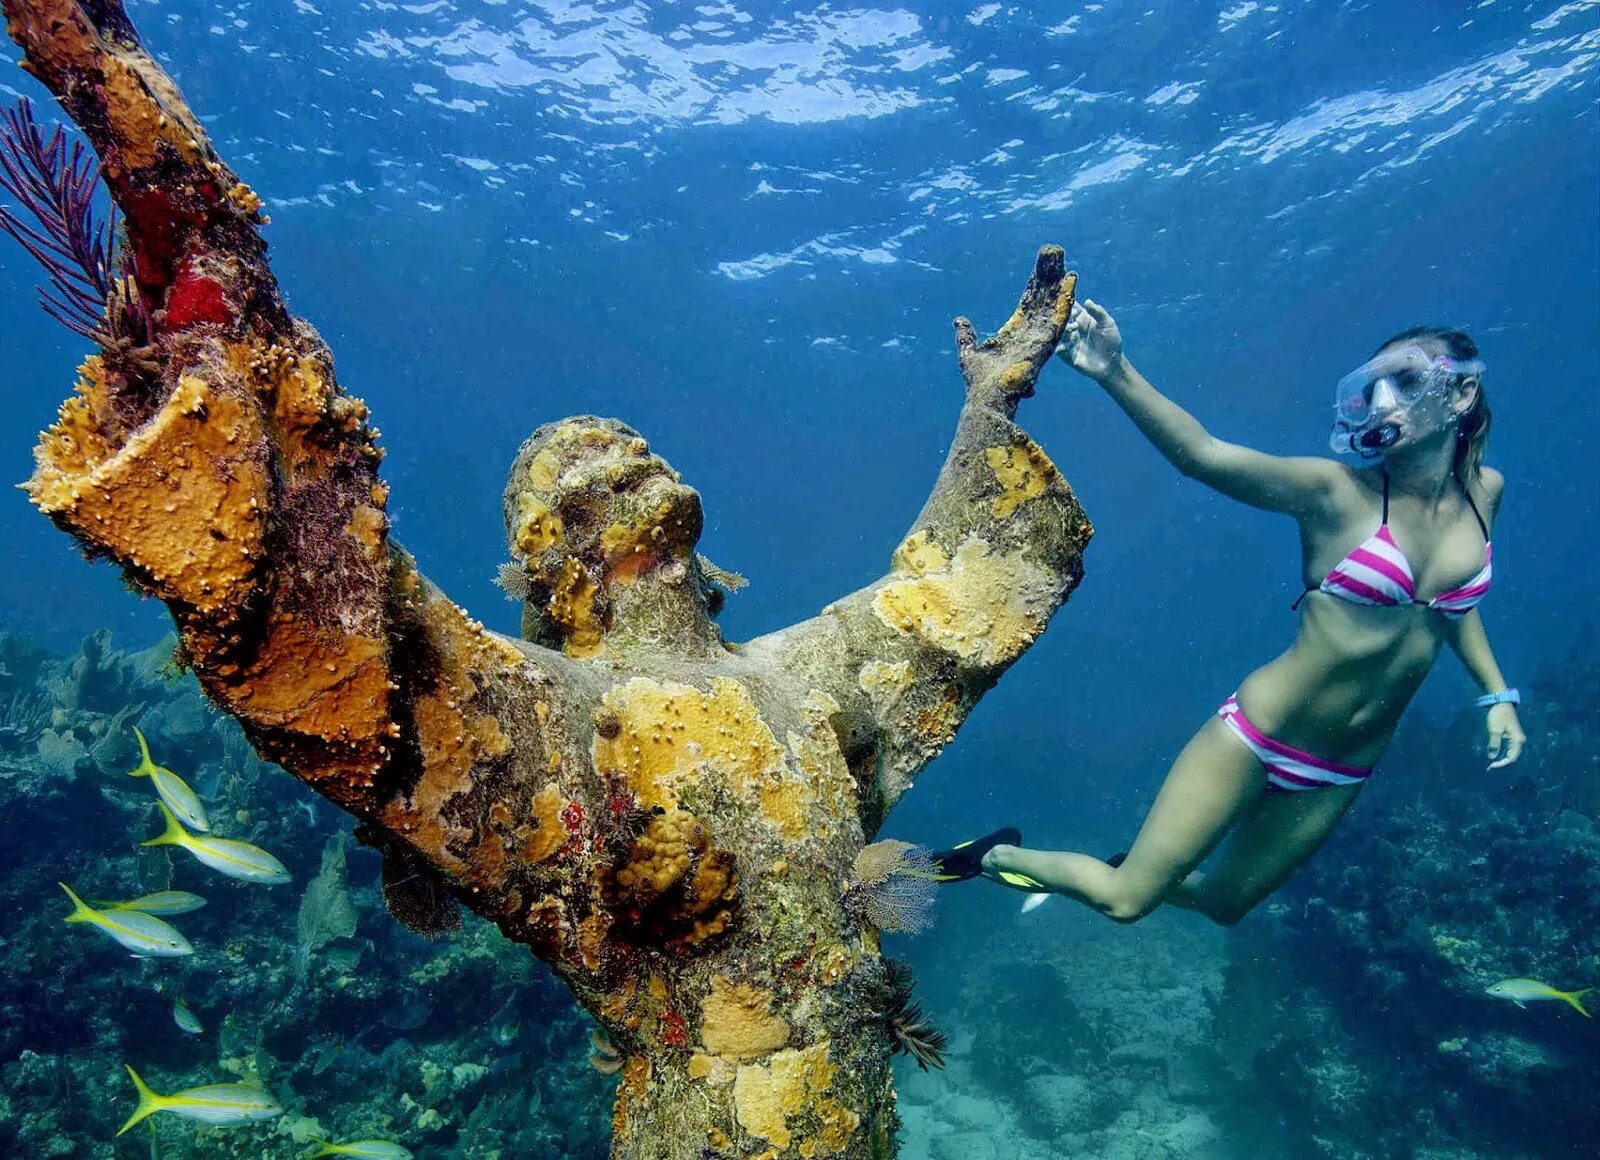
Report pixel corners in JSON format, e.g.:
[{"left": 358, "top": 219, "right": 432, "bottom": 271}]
[{"left": 0, "top": 2, "right": 1596, "bottom": 1157}]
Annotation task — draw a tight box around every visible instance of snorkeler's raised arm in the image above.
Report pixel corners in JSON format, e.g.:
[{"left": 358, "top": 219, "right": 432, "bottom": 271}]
[
  {"left": 1060, "top": 299, "right": 1341, "bottom": 518},
  {"left": 742, "top": 247, "right": 1091, "bottom": 828}
]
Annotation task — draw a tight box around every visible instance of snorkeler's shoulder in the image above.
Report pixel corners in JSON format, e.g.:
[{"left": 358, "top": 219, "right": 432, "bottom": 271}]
[
  {"left": 1319, "top": 459, "right": 1381, "bottom": 518},
  {"left": 1478, "top": 465, "right": 1505, "bottom": 517}
]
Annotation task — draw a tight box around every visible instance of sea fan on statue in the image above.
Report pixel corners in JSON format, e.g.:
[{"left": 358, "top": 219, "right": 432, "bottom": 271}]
[
  {"left": 844, "top": 838, "right": 939, "bottom": 935},
  {"left": 0, "top": 98, "right": 127, "bottom": 344}
]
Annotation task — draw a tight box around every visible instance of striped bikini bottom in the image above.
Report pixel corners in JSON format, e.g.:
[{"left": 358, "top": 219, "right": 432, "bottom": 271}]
[{"left": 1217, "top": 694, "right": 1374, "bottom": 792}]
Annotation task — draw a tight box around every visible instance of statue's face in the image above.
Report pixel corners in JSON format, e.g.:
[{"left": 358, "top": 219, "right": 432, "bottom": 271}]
[{"left": 504, "top": 418, "right": 704, "bottom": 587}]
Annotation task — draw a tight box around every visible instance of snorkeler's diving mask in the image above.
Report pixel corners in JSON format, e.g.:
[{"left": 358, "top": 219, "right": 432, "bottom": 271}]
[{"left": 1328, "top": 344, "right": 1484, "bottom": 458}]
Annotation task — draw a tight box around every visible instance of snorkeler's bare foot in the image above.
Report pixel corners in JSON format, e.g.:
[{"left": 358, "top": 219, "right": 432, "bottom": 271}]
[{"left": 954, "top": 245, "right": 1077, "bottom": 416}]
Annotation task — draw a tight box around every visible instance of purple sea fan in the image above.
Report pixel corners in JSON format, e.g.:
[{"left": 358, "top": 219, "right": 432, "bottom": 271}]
[
  {"left": 0, "top": 98, "right": 121, "bottom": 343},
  {"left": 844, "top": 838, "right": 940, "bottom": 935}
]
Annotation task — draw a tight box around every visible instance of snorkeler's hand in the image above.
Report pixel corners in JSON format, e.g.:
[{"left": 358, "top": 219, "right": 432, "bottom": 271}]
[
  {"left": 1056, "top": 298, "right": 1124, "bottom": 382},
  {"left": 1485, "top": 703, "right": 1526, "bottom": 769}
]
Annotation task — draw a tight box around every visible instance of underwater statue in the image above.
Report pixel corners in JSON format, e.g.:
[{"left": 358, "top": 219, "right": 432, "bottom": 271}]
[{"left": 1, "top": 3, "right": 1091, "bottom": 1155}]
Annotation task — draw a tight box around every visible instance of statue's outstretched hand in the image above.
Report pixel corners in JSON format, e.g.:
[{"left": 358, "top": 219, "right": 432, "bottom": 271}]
[
  {"left": 1055, "top": 297, "right": 1124, "bottom": 382},
  {"left": 954, "top": 245, "right": 1076, "bottom": 412}
]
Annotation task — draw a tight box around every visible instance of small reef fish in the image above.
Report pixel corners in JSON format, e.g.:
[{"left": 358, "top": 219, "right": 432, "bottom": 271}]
[
  {"left": 1484, "top": 977, "right": 1593, "bottom": 1017},
  {"left": 117, "top": 1065, "right": 283, "bottom": 1135},
  {"left": 96, "top": 890, "right": 208, "bottom": 916},
  {"left": 172, "top": 998, "right": 203, "bottom": 1035},
  {"left": 1019, "top": 891, "right": 1054, "bottom": 914},
  {"left": 310, "top": 1141, "right": 415, "bottom": 1159},
  {"left": 128, "top": 727, "right": 211, "bottom": 832},
  {"left": 59, "top": 884, "right": 193, "bottom": 958},
  {"left": 142, "top": 802, "right": 291, "bottom": 885}
]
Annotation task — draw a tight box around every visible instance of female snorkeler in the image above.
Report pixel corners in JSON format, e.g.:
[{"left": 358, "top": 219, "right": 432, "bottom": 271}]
[{"left": 930, "top": 297, "right": 1527, "bottom": 926}]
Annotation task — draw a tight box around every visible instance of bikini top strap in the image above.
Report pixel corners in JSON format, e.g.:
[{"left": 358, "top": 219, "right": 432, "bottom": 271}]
[
  {"left": 1380, "top": 468, "right": 1390, "bottom": 523},
  {"left": 1455, "top": 470, "right": 1491, "bottom": 541}
]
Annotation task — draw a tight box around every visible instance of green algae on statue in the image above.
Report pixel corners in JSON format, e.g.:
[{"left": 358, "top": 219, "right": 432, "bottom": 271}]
[{"left": 0, "top": 2, "right": 1092, "bottom": 1153}]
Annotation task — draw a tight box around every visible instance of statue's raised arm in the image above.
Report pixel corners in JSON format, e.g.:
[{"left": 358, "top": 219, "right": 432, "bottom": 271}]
[
  {"left": 744, "top": 249, "right": 1092, "bottom": 829},
  {"left": 3, "top": 4, "right": 1092, "bottom": 1156}
]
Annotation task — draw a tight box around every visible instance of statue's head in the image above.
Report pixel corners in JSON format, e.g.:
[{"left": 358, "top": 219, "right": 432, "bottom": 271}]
[{"left": 500, "top": 417, "right": 733, "bottom": 656}]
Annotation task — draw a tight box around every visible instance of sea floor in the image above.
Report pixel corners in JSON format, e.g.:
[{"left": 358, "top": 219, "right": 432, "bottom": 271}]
[{"left": 893, "top": 903, "right": 1274, "bottom": 1160}]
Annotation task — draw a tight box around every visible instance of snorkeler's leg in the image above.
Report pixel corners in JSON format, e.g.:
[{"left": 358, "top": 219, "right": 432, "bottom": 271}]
[
  {"left": 980, "top": 716, "right": 1265, "bottom": 922},
  {"left": 1166, "top": 781, "right": 1363, "bottom": 925}
]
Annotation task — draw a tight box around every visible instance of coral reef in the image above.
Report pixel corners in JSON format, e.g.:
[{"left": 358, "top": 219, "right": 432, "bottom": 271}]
[
  {"left": 893, "top": 914, "right": 1252, "bottom": 1159},
  {"left": 0, "top": 628, "right": 609, "bottom": 1157},
  {"left": 0, "top": 2, "right": 1093, "bottom": 1152}
]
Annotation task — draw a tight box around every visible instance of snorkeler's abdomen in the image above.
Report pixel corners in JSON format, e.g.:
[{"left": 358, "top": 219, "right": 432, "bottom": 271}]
[{"left": 1235, "top": 597, "right": 1447, "bottom": 767}]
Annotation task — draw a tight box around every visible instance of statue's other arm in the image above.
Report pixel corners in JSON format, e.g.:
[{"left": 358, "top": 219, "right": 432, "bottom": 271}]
[
  {"left": 2, "top": 1, "right": 608, "bottom": 967},
  {"left": 742, "top": 247, "right": 1092, "bottom": 829}
]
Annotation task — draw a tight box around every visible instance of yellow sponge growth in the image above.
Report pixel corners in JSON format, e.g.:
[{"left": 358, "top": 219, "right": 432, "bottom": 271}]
[{"left": 873, "top": 535, "right": 1055, "bottom": 667}]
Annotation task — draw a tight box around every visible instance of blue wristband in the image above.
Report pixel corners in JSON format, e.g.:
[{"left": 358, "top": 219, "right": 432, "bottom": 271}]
[{"left": 1473, "top": 688, "right": 1520, "bottom": 708}]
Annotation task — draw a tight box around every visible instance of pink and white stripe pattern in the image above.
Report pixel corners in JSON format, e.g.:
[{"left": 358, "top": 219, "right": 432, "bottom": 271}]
[
  {"left": 1426, "top": 544, "right": 1493, "bottom": 618},
  {"left": 1217, "top": 695, "right": 1373, "bottom": 792},
  {"left": 1318, "top": 525, "right": 1415, "bottom": 605},
  {"left": 1318, "top": 528, "right": 1493, "bottom": 620}
]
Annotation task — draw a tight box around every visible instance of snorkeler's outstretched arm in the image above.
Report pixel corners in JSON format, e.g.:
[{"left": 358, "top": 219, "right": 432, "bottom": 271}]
[
  {"left": 742, "top": 246, "right": 1092, "bottom": 827},
  {"left": 1060, "top": 298, "right": 1344, "bottom": 519}
]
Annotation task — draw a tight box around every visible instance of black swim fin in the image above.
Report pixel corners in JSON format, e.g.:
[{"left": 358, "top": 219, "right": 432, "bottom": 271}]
[{"left": 928, "top": 826, "right": 1022, "bottom": 882}]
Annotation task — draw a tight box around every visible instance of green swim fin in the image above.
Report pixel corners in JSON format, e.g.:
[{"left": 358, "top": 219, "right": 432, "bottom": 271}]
[
  {"left": 995, "top": 869, "right": 1048, "bottom": 891},
  {"left": 928, "top": 827, "right": 1021, "bottom": 883}
]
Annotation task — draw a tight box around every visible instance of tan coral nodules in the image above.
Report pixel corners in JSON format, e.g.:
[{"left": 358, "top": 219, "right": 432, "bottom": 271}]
[{"left": 607, "top": 808, "right": 739, "bottom": 953}]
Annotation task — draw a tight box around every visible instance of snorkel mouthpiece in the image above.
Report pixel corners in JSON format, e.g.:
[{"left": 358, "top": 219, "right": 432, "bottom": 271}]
[{"left": 1358, "top": 423, "right": 1401, "bottom": 451}]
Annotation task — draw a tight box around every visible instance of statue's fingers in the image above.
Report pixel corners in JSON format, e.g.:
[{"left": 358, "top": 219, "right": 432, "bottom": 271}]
[
  {"left": 1020, "top": 245, "right": 1066, "bottom": 314},
  {"left": 954, "top": 316, "right": 977, "bottom": 354},
  {"left": 1031, "top": 245, "right": 1066, "bottom": 291}
]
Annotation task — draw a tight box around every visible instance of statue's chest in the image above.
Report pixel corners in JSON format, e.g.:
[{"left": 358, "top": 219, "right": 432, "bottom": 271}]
[{"left": 584, "top": 670, "right": 856, "bottom": 841}]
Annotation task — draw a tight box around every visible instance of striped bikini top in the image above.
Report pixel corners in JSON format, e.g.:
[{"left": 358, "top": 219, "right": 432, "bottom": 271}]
[{"left": 1299, "top": 470, "right": 1492, "bottom": 619}]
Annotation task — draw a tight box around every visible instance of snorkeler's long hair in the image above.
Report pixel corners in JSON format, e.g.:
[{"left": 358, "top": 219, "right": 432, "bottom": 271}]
[{"left": 1378, "top": 326, "right": 1491, "bottom": 481}]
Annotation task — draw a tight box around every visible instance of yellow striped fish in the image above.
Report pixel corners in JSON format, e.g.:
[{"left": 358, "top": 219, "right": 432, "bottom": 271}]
[
  {"left": 127, "top": 727, "right": 211, "bottom": 832},
  {"left": 117, "top": 1065, "right": 283, "bottom": 1135},
  {"left": 141, "top": 803, "right": 290, "bottom": 885},
  {"left": 95, "top": 890, "right": 208, "bottom": 916},
  {"left": 59, "top": 884, "right": 193, "bottom": 958},
  {"left": 172, "top": 998, "right": 204, "bottom": 1035},
  {"left": 1485, "top": 977, "right": 1593, "bottom": 1017},
  {"left": 310, "top": 1142, "right": 415, "bottom": 1158}
]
